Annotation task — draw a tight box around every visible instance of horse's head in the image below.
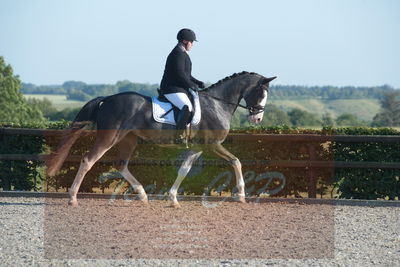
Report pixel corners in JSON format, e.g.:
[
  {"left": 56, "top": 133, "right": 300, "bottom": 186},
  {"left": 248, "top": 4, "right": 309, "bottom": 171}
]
[{"left": 243, "top": 75, "right": 277, "bottom": 124}]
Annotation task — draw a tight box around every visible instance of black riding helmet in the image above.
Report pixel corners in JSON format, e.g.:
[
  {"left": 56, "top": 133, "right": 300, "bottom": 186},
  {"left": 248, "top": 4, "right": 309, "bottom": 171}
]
[{"left": 177, "top": 28, "right": 197, "bottom": 42}]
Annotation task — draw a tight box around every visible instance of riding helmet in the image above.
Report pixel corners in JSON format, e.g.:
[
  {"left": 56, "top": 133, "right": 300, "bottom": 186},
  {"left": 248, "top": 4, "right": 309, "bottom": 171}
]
[{"left": 177, "top": 28, "right": 197, "bottom": 42}]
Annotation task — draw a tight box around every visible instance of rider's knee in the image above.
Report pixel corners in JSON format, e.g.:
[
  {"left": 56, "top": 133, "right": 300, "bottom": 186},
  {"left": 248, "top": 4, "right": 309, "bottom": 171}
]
[
  {"left": 183, "top": 104, "right": 193, "bottom": 113},
  {"left": 182, "top": 105, "right": 189, "bottom": 112},
  {"left": 182, "top": 104, "right": 193, "bottom": 114}
]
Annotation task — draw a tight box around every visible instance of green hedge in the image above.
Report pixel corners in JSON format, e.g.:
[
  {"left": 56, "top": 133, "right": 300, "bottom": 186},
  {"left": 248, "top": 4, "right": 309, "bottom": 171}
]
[
  {"left": 0, "top": 133, "right": 43, "bottom": 190},
  {"left": 0, "top": 121, "right": 69, "bottom": 190},
  {"left": 331, "top": 127, "right": 400, "bottom": 200},
  {"left": 0, "top": 123, "right": 399, "bottom": 200}
]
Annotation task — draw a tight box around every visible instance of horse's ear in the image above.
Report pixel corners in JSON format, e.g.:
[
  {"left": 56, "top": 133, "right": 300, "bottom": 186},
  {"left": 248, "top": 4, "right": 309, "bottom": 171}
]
[{"left": 262, "top": 76, "right": 277, "bottom": 84}]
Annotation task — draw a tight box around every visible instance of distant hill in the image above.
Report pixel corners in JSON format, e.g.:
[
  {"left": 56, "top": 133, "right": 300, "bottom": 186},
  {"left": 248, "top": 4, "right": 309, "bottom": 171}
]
[
  {"left": 21, "top": 81, "right": 397, "bottom": 121},
  {"left": 266, "top": 84, "right": 395, "bottom": 121},
  {"left": 22, "top": 82, "right": 397, "bottom": 100},
  {"left": 268, "top": 84, "right": 396, "bottom": 100},
  {"left": 269, "top": 98, "right": 380, "bottom": 121}
]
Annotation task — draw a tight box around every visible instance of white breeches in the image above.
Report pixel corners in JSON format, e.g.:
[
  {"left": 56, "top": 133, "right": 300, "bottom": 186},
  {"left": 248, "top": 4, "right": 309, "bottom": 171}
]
[{"left": 164, "top": 93, "right": 193, "bottom": 112}]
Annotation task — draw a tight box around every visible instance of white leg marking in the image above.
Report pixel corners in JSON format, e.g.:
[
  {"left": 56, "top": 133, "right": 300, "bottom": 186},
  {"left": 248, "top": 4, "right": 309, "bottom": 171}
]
[
  {"left": 68, "top": 141, "right": 114, "bottom": 206},
  {"left": 213, "top": 144, "right": 246, "bottom": 203},
  {"left": 120, "top": 167, "right": 148, "bottom": 204},
  {"left": 169, "top": 151, "right": 203, "bottom": 207},
  {"left": 232, "top": 158, "right": 246, "bottom": 201},
  {"left": 68, "top": 156, "right": 95, "bottom": 206}
]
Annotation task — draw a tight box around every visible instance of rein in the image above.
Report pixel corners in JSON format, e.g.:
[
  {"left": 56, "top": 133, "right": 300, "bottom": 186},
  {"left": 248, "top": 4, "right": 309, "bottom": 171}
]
[
  {"left": 200, "top": 91, "right": 249, "bottom": 109},
  {"left": 199, "top": 78, "right": 267, "bottom": 115}
]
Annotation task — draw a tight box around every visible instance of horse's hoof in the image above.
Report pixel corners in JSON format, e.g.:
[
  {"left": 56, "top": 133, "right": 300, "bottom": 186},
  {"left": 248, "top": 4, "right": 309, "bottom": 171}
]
[
  {"left": 171, "top": 202, "right": 181, "bottom": 209},
  {"left": 238, "top": 196, "right": 247, "bottom": 203},
  {"left": 141, "top": 198, "right": 149, "bottom": 206},
  {"left": 68, "top": 200, "right": 78, "bottom": 207}
]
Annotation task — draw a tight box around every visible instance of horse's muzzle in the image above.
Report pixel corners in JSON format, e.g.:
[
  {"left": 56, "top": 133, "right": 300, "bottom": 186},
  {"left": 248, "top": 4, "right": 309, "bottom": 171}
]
[{"left": 249, "top": 112, "right": 264, "bottom": 124}]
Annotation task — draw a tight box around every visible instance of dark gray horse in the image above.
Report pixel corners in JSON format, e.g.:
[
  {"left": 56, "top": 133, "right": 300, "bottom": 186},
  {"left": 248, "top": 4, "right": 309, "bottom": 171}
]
[{"left": 47, "top": 71, "right": 276, "bottom": 207}]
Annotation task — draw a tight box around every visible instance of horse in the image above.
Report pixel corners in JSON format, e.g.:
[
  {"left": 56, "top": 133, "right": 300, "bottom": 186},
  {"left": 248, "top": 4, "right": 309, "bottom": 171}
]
[{"left": 46, "top": 71, "right": 276, "bottom": 208}]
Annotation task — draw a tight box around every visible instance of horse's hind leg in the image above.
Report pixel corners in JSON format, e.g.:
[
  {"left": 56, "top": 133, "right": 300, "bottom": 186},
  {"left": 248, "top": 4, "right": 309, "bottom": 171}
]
[
  {"left": 68, "top": 130, "right": 125, "bottom": 206},
  {"left": 114, "top": 133, "right": 148, "bottom": 204}
]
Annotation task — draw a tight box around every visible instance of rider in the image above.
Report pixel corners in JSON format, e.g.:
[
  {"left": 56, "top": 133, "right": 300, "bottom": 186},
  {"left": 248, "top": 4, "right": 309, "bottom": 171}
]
[{"left": 160, "top": 28, "right": 205, "bottom": 141}]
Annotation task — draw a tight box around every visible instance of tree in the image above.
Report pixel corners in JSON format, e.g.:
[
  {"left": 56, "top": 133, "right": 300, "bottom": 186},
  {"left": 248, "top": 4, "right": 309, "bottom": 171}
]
[
  {"left": 322, "top": 113, "right": 335, "bottom": 127},
  {"left": 62, "top": 81, "right": 86, "bottom": 91},
  {"left": 116, "top": 80, "right": 136, "bottom": 93},
  {"left": 287, "top": 108, "right": 321, "bottom": 127},
  {"left": 66, "top": 89, "right": 91, "bottom": 101},
  {"left": 336, "top": 113, "right": 366, "bottom": 127},
  {"left": 48, "top": 107, "right": 80, "bottom": 121},
  {"left": 116, "top": 80, "right": 158, "bottom": 96},
  {"left": 26, "top": 97, "right": 57, "bottom": 119},
  {"left": 261, "top": 104, "right": 292, "bottom": 127},
  {"left": 371, "top": 91, "right": 400, "bottom": 127},
  {"left": 0, "top": 56, "right": 44, "bottom": 124},
  {"left": 0, "top": 57, "right": 45, "bottom": 191},
  {"left": 230, "top": 109, "right": 251, "bottom": 128}
]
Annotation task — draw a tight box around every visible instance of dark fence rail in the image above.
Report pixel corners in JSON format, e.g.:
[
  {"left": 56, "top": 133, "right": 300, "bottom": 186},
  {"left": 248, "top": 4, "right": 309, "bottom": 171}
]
[
  {"left": 3, "top": 128, "right": 400, "bottom": 142},
  {"left": 1, "top": 128, "right": 400, "bottom": 198}
]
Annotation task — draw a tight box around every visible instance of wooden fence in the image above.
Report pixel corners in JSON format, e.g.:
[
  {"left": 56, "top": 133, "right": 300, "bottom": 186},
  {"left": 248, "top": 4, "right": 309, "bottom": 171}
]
[{"left": 1, "top": 128, "right": 400, "bottom": 198}]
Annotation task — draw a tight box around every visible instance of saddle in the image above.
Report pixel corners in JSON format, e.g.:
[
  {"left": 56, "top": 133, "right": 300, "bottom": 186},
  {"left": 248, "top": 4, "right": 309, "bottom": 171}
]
[{"left": 152, "top": 89, "right": 201, "bottom": 126}]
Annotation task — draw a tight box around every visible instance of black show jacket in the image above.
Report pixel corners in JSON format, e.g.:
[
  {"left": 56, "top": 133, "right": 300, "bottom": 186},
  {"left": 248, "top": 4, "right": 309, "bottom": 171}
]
[{"left": 160, "top": 44, "right": 201, "bottom": 94}]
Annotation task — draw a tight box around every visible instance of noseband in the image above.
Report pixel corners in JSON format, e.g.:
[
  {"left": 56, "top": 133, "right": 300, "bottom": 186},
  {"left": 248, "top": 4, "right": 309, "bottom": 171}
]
[{"left": 247, "top": 104, "right": 265, "bottom": 116}]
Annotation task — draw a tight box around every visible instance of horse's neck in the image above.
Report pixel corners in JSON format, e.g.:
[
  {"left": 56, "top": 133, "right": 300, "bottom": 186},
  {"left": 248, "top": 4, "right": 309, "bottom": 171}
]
[
  {"left": 213, "top": 79, "right": 245, "bottom": 105},
  {"left": 199, "top": 77, "right": 246, "bottom": 122},
  {"left": 202, "top": 73, "right": 260, "bottom": 117}
]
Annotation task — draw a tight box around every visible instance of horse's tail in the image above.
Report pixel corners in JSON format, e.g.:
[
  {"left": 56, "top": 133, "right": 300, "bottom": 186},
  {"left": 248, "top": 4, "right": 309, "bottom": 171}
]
[{"left": 46, "top": 96, "right": 105, "bottom": 177}]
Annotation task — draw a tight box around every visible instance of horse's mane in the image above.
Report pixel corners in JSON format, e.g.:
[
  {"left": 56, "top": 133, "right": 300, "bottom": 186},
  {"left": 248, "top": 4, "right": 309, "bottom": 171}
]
[{"left": 204, "top": 71, "right": 256, "bottom": 91}]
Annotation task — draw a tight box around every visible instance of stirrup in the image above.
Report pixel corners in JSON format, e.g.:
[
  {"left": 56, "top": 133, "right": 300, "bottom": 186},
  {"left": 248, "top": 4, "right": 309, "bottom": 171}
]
[{"left": 174, "top": 130, "right": 189, "bottom": 148}]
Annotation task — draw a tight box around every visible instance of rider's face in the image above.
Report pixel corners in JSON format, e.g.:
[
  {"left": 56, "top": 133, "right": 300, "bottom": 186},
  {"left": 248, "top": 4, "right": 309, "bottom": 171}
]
[{"left": 183, "top": 40, "right": 193, "bottom": 51}]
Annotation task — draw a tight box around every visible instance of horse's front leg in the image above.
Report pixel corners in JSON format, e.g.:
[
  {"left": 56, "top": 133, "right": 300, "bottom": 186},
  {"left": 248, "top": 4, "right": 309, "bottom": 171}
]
[
  {"left": 212, "top": 144, "right": 246, "bottom": 203},
  {"left": 169, "top": 151, "right": 203, "bottom": 208}
]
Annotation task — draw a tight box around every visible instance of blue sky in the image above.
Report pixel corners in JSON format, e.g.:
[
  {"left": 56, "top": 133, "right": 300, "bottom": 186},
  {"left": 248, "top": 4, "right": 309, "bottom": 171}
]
[{"left": 0, "top": 0, "right": 399, "bottom": 87}]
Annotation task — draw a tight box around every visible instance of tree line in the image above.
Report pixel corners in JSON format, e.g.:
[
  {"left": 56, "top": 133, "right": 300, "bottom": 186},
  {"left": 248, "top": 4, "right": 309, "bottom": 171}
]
[
  {"left": 1, "top": 56, "right": 399, "bottom": 128},
  {"left": 270, "top": 84, "right": 395, "bottom": 100},
  {"left": 24, "top": 92, "right": 400, "bottom": 128},
  {"left": 22, "top": 80, "right": 159, "bottom": 101},
  {"left": 21, "top": 81, "right": 396, "bottom": 101}
]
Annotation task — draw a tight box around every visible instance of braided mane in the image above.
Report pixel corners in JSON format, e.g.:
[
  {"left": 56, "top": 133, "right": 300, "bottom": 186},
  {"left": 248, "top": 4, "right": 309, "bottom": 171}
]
[{"left": 205, "top": 71, "right": 256, "bottom": 90}]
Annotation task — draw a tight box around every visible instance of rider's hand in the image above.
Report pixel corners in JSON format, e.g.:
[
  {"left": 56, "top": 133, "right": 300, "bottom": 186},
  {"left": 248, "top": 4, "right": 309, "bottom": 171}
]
[
  {"left": 198, "top": 81, "right": 205, "bottom": 89},
  {"left": 191, "top": 84, "right": 199, "bottom": 91}
]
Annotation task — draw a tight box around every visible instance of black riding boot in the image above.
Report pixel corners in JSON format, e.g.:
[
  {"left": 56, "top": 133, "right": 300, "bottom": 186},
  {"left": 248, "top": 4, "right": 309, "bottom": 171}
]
[{"left": 175, "top": 105, "right": 191, "bottom": 143}]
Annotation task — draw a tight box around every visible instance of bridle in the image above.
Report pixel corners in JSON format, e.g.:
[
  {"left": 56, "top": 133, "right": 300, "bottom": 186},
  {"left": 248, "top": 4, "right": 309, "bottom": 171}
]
[{"left": 200, "top": 78, "right": 268, "bottom": 116}]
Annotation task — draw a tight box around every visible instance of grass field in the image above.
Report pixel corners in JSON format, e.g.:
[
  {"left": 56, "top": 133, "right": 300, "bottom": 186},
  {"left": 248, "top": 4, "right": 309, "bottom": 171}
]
[
  {"left": 24, "top": 94, "right": 85, "bottom": 111},
  {"left": 269, "top": 98, "right": 381, "bottom": 121},
  {"left": 24, "top": 94, "right": 382, "bottom": 121}
]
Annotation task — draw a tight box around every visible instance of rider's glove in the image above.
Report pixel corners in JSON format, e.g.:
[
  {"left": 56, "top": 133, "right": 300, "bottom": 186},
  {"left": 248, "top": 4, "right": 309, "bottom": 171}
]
[
  {"left": 191, "top": 84, "right": 199, "bottom": 91},
  {"left": 197, "top": 81, "right": 205, "bottom": 89}
]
